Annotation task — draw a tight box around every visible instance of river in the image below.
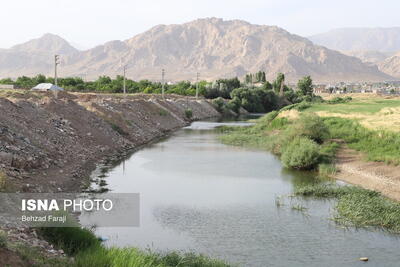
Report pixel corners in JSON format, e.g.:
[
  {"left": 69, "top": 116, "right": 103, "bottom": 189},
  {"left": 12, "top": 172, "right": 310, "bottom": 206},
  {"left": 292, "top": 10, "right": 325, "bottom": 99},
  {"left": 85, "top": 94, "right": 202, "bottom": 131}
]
[{"left": 90, "top": 119, "right": 400, "bottom": 267}]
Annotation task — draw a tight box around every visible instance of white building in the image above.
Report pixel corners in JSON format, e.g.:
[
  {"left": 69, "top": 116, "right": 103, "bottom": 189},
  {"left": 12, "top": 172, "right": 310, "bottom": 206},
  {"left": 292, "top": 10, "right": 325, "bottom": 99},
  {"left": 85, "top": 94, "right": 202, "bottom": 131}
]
[{"left": 31, "top": 83, "right": 64, "bottom": 91}]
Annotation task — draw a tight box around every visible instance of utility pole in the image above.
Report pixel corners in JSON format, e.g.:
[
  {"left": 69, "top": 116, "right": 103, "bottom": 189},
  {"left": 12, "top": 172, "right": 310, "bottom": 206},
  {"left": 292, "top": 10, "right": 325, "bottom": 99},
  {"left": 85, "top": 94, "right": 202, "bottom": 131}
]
[
  {"left": 195, "top": 72, "right": 200, "bottom": 99},
  {"left": 161, "top": 69, "right": 165, "bottom": 99},
  {"left": 54, "top": 55, "right": 60, "bottom": 86},
  {"left": 123, "top": 65, "right": 127, "bottom": 95}
]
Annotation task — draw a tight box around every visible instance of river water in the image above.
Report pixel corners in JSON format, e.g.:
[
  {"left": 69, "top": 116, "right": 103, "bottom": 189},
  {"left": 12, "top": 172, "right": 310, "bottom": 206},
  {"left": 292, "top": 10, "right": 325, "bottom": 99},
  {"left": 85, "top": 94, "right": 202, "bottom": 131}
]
[{"left": 92, "top": 119, "right": 400, "bottom": 267}]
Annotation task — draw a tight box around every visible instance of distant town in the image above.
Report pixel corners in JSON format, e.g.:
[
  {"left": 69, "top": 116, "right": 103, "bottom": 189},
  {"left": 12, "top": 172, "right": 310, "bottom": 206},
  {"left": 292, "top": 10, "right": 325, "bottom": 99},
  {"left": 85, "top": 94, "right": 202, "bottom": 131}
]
[{"left": 311, "top": 81, "right": 400, "bottom": 95}]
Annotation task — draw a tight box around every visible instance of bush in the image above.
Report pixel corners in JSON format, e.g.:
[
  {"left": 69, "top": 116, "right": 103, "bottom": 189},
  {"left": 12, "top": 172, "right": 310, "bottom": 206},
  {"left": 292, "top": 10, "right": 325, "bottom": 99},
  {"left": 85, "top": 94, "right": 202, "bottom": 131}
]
[
  {"left": 296, "top": 102, "right": 311, "bottom": 111},
  {"left": 230, "top": 87, "right": 279, "bottom": 112},
  {"left": 281, "top": 137, "right": 320, "bottom": 169},
  {"left": 185, "top": 108, "right": 193, "bottom": 119},
  {"left": 212, "top": 97, "right": 225, "bottom": 113},
  {"left": 290, "top": 113, "right": 329, "bottom": 143},
  {"left": 327, "top": 96, "right": 352, "bottom": 104},
  {"left": 226, "top": 97, "right": 241, "bottom": 113},
  {"left": 109, "top": 122, "right": 128, "bottom": 136},
  {"left": 0, "top": 230, "right": 7, "bottom": 248}
]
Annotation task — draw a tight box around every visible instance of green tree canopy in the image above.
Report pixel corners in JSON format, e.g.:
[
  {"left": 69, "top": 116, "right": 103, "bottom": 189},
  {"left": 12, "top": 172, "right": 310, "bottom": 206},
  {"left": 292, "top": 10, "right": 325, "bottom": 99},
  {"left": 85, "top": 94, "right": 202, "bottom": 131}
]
[{"left": 297, "top": 76, "right": 314, "bottom": 96}]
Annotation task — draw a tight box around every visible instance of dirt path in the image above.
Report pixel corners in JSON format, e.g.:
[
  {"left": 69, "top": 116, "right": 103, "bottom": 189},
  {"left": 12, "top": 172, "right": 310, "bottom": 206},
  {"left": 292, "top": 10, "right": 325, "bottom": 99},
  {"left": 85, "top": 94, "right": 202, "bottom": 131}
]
[{"left": 334, "top": 145, "right": 400, "bottom": 201}]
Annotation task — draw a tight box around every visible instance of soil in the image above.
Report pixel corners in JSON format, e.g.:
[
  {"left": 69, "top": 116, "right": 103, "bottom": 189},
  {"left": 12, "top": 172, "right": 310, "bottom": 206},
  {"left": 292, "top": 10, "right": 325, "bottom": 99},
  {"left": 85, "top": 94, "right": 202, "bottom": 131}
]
[
  {"left": 0, "top": 92, "right": 220, "bottom": 193},
  {"left": 334, "top": 145, "right": 400, "bottom": 201},
  {"left": 0, "top": 91, "right": 221, "bottom": 264},
  {"left": 0, "top": 247, "right": 29, "bottom": 267}
]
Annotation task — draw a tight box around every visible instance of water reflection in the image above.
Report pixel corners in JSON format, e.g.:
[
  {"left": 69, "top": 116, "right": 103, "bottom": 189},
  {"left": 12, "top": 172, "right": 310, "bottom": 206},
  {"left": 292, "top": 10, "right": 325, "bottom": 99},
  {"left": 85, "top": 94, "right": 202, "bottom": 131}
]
[{"left": 90, "top": 119, "right": 400, "bottom": 267}]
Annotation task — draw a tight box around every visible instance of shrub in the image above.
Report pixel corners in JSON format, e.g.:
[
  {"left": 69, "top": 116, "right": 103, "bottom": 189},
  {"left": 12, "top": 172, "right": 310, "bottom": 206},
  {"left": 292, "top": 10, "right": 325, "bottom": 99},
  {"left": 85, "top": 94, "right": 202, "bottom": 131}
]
[
  {"left": 290, "top": 113, "right": 329, "bottom": 143},
  {"left": 296, "top": 102, "right": 311, "bottom": 111},
  {"left": 0, "top": 230, "right": 7, "bottom": 247},
  {"left": 158, "top": 109, "right": 168, "bottom": 116},
  {"left": 185, "top": 108, "right": 193, "bottom": 119},
  {"left": 226, "top": 97, "right": 241, "bottom": 113},
  {"left": 212, "top": 97, "right": 225, "bottom": 113},
  {"left": 281, "top": 137, "right": 320, "bottom": 169},
  {"left": 109, "top": 122, "right": 128, "bottom": 136},
  {"left": 327, "top": 96, "right": 352, "bottom": 104}
]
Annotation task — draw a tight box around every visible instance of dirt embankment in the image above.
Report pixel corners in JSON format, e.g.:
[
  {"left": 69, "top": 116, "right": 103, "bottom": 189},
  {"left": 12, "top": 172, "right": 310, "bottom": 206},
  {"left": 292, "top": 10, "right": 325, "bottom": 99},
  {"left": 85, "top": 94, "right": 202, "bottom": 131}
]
[
  {"left": 0, "top": 92, "right": 220, "bottom": 193},
  {"left": 335, "top": 145, "right": 400, "bottom": 201}
]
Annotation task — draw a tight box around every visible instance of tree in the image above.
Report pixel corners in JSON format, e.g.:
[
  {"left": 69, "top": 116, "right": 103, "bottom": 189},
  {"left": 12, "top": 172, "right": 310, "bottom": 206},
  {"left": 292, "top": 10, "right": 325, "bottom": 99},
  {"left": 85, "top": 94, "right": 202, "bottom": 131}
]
[
  {"left": 33, "top": 74, "right": 46, "bottom": 84},
  {"left": 273, "top": 73, "right": 285, "bottom": 93},
  {"left": 0, "top": 78, "right": 14, "bottom": 84},
  {"left": 297, "top": 76, "right": 313, "bottom": 96}
]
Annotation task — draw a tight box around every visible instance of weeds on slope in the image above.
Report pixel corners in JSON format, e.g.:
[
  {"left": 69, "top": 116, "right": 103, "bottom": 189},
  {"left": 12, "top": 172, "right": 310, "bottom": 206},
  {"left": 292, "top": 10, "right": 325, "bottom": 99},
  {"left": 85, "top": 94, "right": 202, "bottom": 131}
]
[
  {"left": 39, "top": 224, "right": 232, "bottom": 267},
  {"left": 323, "top": 117, "right": 400, "bottom": 165}
]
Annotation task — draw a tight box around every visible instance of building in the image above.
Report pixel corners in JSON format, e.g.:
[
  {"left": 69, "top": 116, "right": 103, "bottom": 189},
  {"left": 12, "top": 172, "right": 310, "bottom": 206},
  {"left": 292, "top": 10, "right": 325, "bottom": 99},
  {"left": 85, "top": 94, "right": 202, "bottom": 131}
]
[{"left": 31, "top": 83, "right": 64, "bottom": 91}]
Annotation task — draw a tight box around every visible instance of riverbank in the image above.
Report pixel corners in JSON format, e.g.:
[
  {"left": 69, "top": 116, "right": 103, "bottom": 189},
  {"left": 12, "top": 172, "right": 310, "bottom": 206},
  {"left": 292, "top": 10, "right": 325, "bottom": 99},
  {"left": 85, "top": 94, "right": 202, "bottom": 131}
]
[
  {"left": 0, "top": 90, "right": 220, "bottom": 193},
  {"left": 0, "top": 90, "right": 222, "bottom": 266},
  {"left": 219, "top": 98, "right": 400, "bottom": 233}
]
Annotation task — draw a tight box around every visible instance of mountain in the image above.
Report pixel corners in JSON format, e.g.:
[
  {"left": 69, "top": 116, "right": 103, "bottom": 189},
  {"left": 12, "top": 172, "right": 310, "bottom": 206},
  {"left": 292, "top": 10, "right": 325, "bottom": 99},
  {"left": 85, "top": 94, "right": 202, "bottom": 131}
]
[
  {"left": 11, "top": 33, "right": 78, "bottom": 55},
  {"left": 309, "top": 28, "right": 400, "bottom": 52},
  {"left": 0, "top": 34, "right": 78, "bottom": 77},
  {"left": 341, "top": 50, "right": 395, "bottom": 65},
  {"left": 378, "top": 52, "right": 400, "bottom": 78},
  {"left": 0, "top": 19, "right": 394, "bottom": 82}
]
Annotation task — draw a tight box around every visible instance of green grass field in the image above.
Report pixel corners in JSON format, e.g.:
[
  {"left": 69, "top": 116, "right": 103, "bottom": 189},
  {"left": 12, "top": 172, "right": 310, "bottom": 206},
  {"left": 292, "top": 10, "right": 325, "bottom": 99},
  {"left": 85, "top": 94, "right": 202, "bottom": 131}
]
[
  {"left": 306, "top": 99, "right": 400, "bottom": 114},
  {"left": 300, "top": 96, "right": 400, "bottom": 131}
]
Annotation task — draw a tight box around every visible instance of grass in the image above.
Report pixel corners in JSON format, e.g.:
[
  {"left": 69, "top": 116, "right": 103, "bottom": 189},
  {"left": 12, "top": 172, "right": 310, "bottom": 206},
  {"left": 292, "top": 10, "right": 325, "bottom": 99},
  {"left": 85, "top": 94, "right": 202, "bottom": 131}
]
[
  {"left": 185, "top": 108, "right": 193, "bottom": 119},
  {"left": 306, "top": 98, "right": 400, "bottom": 114},
  {"left": 304, "top": 97, "right": 400, "bottom": 131},
  {"left": 318, "top": 163, "right": 337, "bottom": 176},
  {"left": 219, "top": 112, "right": 336, "bottom": 170},
  {"left": 38, "top": 226, "right": 231, "bottom": 267},
  {"left": 12, "top": 243, "right": 71, "bottom": 267},
  {"left": 158, "top": 109, "right": 169, "bottom": 116},
  {"left": 295, "top": 183, "right": 400, "bottom": 233},
  {"left": 291, "top": 203, "right": 308, "bottom": 212},
  {"left": 74, "top": 247, "right": 231, "bottom": 267},
  {"left": 38, "top": 227, "right": 101, "bottom": 255},
  {"left": 0, "top": 230, "right": 7, "bottom": 248},
  {"left": 220, "top": 102, "right": 400, "bottom": 234},
  {"left": 323, "top": 117, "right": 400, "bottom": 164}
]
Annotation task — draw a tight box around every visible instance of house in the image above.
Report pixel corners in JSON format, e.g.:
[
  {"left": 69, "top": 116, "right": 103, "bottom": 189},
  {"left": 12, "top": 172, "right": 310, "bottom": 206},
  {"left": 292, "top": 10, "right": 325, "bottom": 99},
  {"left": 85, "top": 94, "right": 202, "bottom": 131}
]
[{"left": 31, "top": 83, "right": 64, "bottom": 91}]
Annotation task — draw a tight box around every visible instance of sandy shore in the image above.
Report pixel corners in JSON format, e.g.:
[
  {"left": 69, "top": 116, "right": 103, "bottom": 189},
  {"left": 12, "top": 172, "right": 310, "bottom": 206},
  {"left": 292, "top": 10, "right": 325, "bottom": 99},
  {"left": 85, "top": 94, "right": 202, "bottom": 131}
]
[{"left": 335, "top": 145, "right": 400, "bottom": 201}]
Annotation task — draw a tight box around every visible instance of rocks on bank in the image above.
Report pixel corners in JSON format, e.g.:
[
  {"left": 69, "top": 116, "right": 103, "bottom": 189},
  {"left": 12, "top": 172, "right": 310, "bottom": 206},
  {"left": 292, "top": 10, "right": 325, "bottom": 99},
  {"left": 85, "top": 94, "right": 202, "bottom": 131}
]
[{"left": 0, "top": 91, "right": 220, "bottom": 193}]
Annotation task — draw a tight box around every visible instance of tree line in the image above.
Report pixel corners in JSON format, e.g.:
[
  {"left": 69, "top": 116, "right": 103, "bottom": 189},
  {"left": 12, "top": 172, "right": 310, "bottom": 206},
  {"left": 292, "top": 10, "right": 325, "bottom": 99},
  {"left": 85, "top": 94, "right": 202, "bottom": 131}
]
[{"left": 0, "top": 72, "right": 316, "bottom": 113}]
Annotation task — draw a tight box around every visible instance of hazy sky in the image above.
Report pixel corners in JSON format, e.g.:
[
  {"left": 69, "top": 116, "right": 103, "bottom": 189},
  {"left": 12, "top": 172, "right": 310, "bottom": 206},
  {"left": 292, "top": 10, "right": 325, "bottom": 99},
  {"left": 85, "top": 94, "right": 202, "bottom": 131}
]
[{"left": 1, "top": 0, "right": 398, "bottom": 49}]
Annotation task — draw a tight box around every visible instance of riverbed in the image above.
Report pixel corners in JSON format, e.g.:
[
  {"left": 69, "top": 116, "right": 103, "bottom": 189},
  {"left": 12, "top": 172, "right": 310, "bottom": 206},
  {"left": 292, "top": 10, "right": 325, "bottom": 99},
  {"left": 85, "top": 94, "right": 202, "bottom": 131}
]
[{"left": 90, "top": 119, "right": 400, "bottom": 267}]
